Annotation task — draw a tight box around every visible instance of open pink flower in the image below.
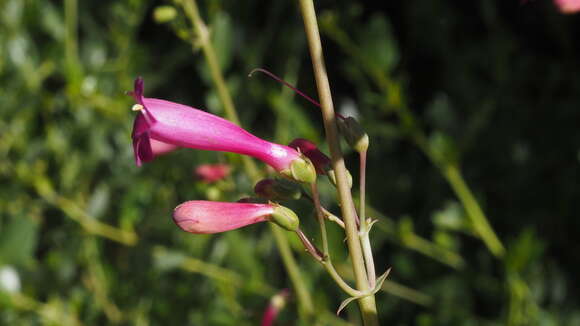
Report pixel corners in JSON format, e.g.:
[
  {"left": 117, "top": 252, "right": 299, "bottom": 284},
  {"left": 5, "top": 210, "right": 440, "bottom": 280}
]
[
  {"left": 129, "top": 77, "right": 300, "bottom": 171},
  {"left": 288, "top": 138, "right": 330, "bottom": 174},
  {"left": 173, "top": 201, "right": 299, "bottom": 234},
  {"left": 554, "top": 0, "right": 580, "bottom": 13},
  {"left": 195, "top": 164, "right": 231, "bottom": 183}
]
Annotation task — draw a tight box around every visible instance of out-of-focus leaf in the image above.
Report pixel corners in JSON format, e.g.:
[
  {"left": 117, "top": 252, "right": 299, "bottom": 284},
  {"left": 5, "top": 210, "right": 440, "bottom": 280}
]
[
  {"left": 153, "top": 6, "right": 177, "bottom": 24},
  {"left": 428, "top": 131, "right": 459, "bottom": 166},
  {"left": 432, "top": 201, "right": 467, "bottom": 232},
  {"left": 40, "top": 1, "right": 64, "bottom": 41},
  {"left": 87, "top": 184, "right": 110, "bottom": 220},
  {"left": 211, "top": 12, "right": 233, "bottom": 72},
  {"left": 0, "top": 217, "right": 38, "bottom": 266},
  {"left": 358, "top": 14, "right": 399, "bottom": 73},
  {"left": 426, "top": 93, "right": 456, "bottom": 132}
]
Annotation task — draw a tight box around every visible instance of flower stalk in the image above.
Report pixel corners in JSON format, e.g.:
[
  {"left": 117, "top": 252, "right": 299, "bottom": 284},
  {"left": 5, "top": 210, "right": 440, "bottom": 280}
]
[
  {"left": 310, "top": 182, "right": 361, "bottom": 298},
  {"left": 298, "top": 0, "right": 379, "bottom": 324},
  {"left": 359, "top": 150, "right": 377, "bottom": 288}
]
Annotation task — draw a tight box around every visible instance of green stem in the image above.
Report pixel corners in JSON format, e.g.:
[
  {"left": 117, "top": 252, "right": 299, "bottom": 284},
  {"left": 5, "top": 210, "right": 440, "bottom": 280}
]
[
  {"left": 359, "top": 150, "right": 376, "bottom": 287},
  {"left": 301, "top": 190, "right": 345, "bottom": 228},
  {"left": 64, "top": 0, "right": 82, "bottom": 97},
  {"left": 297, "top": 1, "right": 378, "bottom": 324},
  {"left": 296, "top": 228, "right": 361, "bottom": 298},
  {"left": 359, "top": 151, "right": 367, "bottom": 225},
  {"left": 64, "top": 0, "right": 78, "bottom": 66},
  {"left": 311, "top": 183, "right": 360, "bottom": 297},
  {"left": 181, "top": 0, "right": 315, "bottom": 318},
  {"left": 182, "top": 0, "right": 260, "bottom": 181},
  {"left": 270, "top": 225, "right": 314, "bottom": 318},
  {"left": 296, "top": 229, "right": 324, "bottom": 260},
  {"left": 443, "top": 164, "right": 506, "bottom": 257},
  {"left": 311, "top": 182, "right": 330, "bottom": 256},
  {"left": 322, "top": 261, "right": 362, "bottom": 298}
]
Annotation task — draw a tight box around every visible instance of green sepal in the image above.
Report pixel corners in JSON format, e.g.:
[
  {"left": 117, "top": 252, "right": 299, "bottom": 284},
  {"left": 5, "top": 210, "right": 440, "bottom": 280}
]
[
  {"left": 281, "top": 156, "right": 316, "bottom": 184},
  {"left": 268, "top": 204, "right": 300, "bottom": 232},
  {"left": 327, "top": 168, "right": 353, "bottom": 189}
]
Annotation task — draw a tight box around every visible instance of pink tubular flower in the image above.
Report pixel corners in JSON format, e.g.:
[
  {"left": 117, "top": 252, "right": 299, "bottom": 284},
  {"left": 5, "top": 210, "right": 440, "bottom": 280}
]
[
  {"left": 554, "top": 0, "right": 580, "bottom": 13},
  {"left": 173, "top": 201, "right": 299, "bottom": 234},
  {"left": 129, "top": 77, "right": 300, "bottom": 172},
  {"left": 195, "top": 164, "right": 231, "bottom": 183},
  {"left": 288, "top": 138, "right": 331, "bottom": 174}
]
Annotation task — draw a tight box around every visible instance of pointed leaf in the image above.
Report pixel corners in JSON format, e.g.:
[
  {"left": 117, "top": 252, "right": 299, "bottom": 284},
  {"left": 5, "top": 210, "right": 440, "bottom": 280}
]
[
  {"left": 336, "top": 296, "right": 359, "bottom": 316},
  {"left": 373, "top": 268, "right": 392, "bottom": 293}
]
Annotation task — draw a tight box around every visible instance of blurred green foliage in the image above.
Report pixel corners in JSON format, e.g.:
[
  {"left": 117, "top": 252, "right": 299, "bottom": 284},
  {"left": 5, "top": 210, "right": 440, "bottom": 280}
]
[{"left": 1, "top": 0, "right": 580, "bottom": 325}]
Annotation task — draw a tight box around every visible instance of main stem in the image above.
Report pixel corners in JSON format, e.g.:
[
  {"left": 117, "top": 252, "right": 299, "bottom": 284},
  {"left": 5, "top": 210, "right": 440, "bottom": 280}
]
[
  {"left": 321, "top": 25, "right": 504, "bottom": 258},
  {"left": 182, "top": 0, "right": 315, "bottom": 319},
  {"left": 298, "top": 1, "right": 378, "bottom": 324}
]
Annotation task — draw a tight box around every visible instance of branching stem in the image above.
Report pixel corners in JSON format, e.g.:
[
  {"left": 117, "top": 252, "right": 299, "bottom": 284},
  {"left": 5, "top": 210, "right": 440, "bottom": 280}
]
[{"left": 298, "top": 0, "right": 379, "bottom": 324}]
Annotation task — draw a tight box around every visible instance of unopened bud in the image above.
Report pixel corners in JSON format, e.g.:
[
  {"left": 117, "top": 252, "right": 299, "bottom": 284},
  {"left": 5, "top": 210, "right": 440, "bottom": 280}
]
[
  {"left": 269, "top": 205, "right": 299, "bottom": 231},
  {"left": 254, "top": 178, "right": 302, "bottom": 201},
  {"left": 338, "top": 117, "right": 369, "bottom": 153}
]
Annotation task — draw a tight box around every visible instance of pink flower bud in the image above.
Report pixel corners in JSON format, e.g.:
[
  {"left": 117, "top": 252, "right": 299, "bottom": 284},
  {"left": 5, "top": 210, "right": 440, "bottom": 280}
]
[
  {"left": 288, "top": 138, "right": 331, "bottom": 174},
  {"left": 130, "top": 78, "right": 300, "bottom": 172},
  {"left": 194, "top": 164, "right": 231, "bottom": 183},
  {"left": 554, "top": 0, "right": 580, "bottom": 13},
  {"left": 173, "top": 201, "right": 299, "bottom": 234},
  {"left": 173, "top": 201, "right": 274, "bottom": 234}
]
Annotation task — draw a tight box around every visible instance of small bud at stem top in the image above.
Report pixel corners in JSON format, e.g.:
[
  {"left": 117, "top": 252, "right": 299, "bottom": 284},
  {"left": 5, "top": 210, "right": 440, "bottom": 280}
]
[{"left": 338, "top": 117, "right": 369, "bottom": 153}]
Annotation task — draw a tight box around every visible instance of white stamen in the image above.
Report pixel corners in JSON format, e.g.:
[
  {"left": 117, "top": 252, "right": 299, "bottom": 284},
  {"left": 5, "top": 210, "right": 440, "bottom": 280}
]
[{"left": 132, "top": 104, "right": 144, "bottom": 111}]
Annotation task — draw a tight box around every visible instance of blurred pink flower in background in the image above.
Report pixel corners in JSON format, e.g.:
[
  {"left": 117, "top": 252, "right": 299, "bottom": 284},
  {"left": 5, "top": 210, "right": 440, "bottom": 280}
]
[
  {"left": 261, "top": 289, "right": 290, "bottom": 326},
  {"left": 554, "top": 0, "right": 580, "bottom": 13},
  {"left": 195, "top": 164, "right": 231, "bottom": 183}
]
